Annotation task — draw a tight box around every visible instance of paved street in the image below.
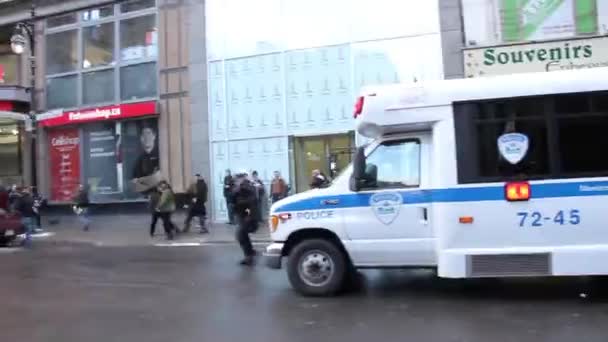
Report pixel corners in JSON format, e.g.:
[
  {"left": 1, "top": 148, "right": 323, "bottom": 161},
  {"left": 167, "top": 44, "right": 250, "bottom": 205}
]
[
  {"left": 2, "top": 239, "right": 608, "bottom": 342},
  {"left": 36, "top": 212, "right": 271, "bottom": 247}
]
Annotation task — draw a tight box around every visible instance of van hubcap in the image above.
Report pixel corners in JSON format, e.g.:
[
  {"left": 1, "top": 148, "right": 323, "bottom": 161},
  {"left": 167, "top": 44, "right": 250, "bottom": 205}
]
[{"left": 298, "top": 250, "right": 334, "bottom": 287}]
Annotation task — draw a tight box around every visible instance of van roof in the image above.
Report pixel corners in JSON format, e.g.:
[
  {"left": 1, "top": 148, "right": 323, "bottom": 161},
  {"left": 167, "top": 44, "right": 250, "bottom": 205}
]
[{"left": 360, "top": 67, "right": 608, "bottom": 111}]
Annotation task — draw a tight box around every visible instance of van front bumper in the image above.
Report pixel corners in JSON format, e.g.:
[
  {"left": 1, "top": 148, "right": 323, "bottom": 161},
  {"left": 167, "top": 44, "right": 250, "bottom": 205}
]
[{"left": 264, "top": 243, "right": 284, "bottom": 269}]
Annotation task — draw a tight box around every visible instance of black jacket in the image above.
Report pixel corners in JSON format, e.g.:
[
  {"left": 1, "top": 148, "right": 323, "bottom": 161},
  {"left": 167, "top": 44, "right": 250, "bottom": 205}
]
[
  {"left": 16, "top": 193, "right": 35, "bottom": 218},
  {"left": 190, "top": 179, "right": 208, "bottom": 214},
  {"left": 223, "top": 175, "right": 234, "bottom": 199},
  {"left": 74, "top": 190, "right": 90, "bottom": 208},
  {"left": 231, "top": 179, "right": 258, "bottom": 219}
]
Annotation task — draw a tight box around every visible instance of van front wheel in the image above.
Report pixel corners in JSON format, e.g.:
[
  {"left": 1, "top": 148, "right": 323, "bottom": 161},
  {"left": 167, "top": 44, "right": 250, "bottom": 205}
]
[{"left": 287, "top": 239, "right": 347, "bottom": 296}]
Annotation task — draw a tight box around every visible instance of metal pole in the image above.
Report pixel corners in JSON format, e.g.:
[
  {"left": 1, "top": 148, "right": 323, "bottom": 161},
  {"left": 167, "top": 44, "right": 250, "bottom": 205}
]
[{"left": 28, "top": 3, "right": 36, "bottom": 188}]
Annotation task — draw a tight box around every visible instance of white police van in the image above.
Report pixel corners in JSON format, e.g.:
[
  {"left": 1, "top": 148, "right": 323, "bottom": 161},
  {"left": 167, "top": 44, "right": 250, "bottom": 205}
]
[{"left": 265, "top": 67, "right": 608, "bottom": 296}]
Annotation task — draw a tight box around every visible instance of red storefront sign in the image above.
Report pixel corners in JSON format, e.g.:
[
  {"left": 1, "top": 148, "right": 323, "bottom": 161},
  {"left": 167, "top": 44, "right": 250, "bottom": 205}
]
[
  {"left": 48, "top": 128, "right": 81, "bottom": 202},
  {"left": 39, "top": 101, "right": 157, "bottom": 127}
]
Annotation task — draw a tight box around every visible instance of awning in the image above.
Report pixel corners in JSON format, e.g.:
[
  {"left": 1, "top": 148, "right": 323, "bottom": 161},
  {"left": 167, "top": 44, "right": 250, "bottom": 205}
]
[{"left": 0, "top": 110, "right": 32, "bottom": 131}]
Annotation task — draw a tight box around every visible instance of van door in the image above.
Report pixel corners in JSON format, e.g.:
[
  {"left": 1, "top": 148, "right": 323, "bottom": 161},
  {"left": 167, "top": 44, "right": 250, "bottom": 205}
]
[{"left": 343, "top": 133, "right": 434, "bottom": 267}]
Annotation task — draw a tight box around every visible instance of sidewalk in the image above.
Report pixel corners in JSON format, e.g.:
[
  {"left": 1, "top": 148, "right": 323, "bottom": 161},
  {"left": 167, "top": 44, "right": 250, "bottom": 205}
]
[{"left": 38, "top": 212, "right": 272, "bottom": 247}]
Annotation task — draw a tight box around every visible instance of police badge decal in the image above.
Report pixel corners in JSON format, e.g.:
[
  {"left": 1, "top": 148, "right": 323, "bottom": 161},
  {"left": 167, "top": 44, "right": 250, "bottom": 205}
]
[{"left": 369, "top": 192, "right": 403, "bottom": 225}]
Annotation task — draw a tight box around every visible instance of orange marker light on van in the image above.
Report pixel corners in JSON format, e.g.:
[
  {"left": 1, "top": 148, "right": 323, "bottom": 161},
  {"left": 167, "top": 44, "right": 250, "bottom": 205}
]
[
  {"left": 505, "top": 181, "right": 531, "bottom": 201},
  {"left": 270, "top": 215, "right": 279, "bottom": 232},
  {"left": 459, "top": 216, "right": 474, "bottom": 224}
]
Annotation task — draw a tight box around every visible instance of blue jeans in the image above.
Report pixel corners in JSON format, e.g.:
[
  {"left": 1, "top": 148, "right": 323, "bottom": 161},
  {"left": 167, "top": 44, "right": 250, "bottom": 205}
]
[
  {"left": 22, "top": 216, "right": 35, "bottom": 246},
  {"left": 78, "top": 208, "right": 91, "bottom": 230}
]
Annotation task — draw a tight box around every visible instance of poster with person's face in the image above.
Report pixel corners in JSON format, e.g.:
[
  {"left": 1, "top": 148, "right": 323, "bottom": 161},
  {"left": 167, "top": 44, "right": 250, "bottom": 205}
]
[{"left": 121, "top": 118, "right": 160, "bottom": 194}]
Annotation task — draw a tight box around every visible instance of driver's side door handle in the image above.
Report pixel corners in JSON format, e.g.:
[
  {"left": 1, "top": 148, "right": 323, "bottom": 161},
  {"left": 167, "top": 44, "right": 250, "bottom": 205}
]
[{"left": 321, "top": 199, "right": 340, "bottom": 206}]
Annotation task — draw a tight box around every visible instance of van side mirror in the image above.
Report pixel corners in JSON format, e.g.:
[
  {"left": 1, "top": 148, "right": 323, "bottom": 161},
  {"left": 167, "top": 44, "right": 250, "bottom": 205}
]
[
  {"left": 350, "top": 147, "right": 366, "bottom": 192},
  {"left": 352, "top": 146, "right": 365, "bottom": 179}
]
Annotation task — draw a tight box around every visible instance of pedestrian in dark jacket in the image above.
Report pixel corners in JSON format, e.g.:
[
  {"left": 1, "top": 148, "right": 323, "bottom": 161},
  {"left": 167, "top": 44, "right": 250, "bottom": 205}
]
[
  {"left": 251, "top": 171, "right": 265, "bottom": 223},
  {"left": 232, "top": 170, "right": 259, "bottom": 266},
  {"left": 184, "top": 174, "right": 209, "bottom": 234},
  {"left": 73, "top": 184, "right": 91, "bottom": 231},
  {"left": 149, "top": 188, "right": 161, "bottom": 237},
  {"left": 15, "top": 187, "right": 35, "bottom": 246},
  {"left": 224, "top": 169, "right": 236, "bottom": 225},
  {"left": 32, "top": 187, "right": 45, "bottom": 231}
]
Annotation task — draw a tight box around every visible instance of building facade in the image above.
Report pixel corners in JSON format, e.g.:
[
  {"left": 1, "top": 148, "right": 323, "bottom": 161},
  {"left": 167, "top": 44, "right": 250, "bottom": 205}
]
[
  {"left": 461, "top": 0, "right": 608, "bottom": 77},
  {"left": 204, "top": 0, "right": 464, "bottom": 221},
  {"left": 0, "top": 0, "right": 466, "bottom": 220},
  {"left": 0, "top": 0, "right": 204, "bottom": 204}
]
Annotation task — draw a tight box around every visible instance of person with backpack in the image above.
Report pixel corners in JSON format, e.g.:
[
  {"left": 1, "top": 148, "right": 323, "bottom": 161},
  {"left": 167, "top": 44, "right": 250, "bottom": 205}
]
[
  {"left": 183, "top": 174, "right": 209, "bottom": 234},
  {"left": 155, "top": 181, "right": 177, "bottom": 240}
]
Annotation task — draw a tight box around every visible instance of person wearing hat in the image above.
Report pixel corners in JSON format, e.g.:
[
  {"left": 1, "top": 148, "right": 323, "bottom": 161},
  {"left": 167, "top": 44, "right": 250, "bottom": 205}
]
[
  {"left": 183, "top": 173, "right": 208, "bottom": 234},
  {"left": 231, "top": 169, "right": 259, "bottom": 265}
]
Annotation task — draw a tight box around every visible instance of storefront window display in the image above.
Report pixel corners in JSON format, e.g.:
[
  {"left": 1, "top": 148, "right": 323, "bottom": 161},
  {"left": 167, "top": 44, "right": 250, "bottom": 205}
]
[{"left": 41, "top": 101, "right": 159, "bottom": 203}]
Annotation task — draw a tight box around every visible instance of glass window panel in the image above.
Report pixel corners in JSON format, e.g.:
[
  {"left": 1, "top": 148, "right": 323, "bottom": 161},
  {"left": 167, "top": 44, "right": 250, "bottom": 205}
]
[
  {"left": 46, "top": 75, "right": 78, "bottom": 109},
  {"left": 46, "top": 30, "right": 78, "bottom": 75},
  {"left": 281, "top": 0, "right": 349, "bottom": 50},
  {"left": 0, "top": 124, "right": 20, "bottom": 177},
  {"left": 0, "top": 54, "right": 19, "bottom": 85},
  {"left": 224, "top": 0, "right": 282, "bottom": 57},
  {"left": 120, "top": 62, "right": 156, "bottom": 100},
  {"left": 83, "top": 22, "right": 115, "bottom": 69},
  {"left": 83, "top": 122, "right": 119, "bottom": 198},
  {"left": 205, "top": 0, "right": 226, "bottom": 59},
  {"left": 82, "top": 5, "right": 114, "bottom": 22},
  {"left": 121, "top": 0, "right": 155, "bottom": 13},
  {"left": 46, "top": 13, "right": 77, "bottom": 28},
  {"left": 353, "top": 36, "right": 443, "bottom": 95},
  {"left": 352, "top": 0, "right": 440, "bottom": 41},
  {"left": 120, "top": 15, "right": 157, "bottom": 61},
  {"left": 83, "top": 69, "right": 115, "bottom": 105},
  {"left": 559, "top": 115, "right": 608, "bottom": 175}
]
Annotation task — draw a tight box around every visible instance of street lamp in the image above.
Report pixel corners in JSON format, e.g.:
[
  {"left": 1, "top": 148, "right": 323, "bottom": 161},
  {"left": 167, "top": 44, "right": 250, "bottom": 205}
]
[
  {"left": 10, "top": 4, "right": 37, "bottom": 187},
  {"left": 10, "top": 26, "right": 29, "bottom": 55}
]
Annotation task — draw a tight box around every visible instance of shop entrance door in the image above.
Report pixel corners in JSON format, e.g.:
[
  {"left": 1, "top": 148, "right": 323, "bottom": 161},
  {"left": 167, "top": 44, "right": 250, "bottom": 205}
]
[{"left": 294, "top": 133, "right": 354, "bottom": 193}]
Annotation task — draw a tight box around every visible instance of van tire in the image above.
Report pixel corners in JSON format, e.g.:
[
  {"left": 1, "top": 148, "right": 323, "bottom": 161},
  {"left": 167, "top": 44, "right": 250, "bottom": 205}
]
[{"left": 287, "top": 239, "right": 347, "bottom": 297}]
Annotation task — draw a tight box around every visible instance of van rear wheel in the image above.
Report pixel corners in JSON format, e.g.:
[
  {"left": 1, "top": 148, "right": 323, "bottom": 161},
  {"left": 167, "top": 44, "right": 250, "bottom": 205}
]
[{"left": 287, "top": 239, "right": 347, "bottom": 296}]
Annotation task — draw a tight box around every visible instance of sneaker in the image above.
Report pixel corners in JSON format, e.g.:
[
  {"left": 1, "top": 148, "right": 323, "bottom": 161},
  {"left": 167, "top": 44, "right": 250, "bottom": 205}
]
[{"left": 199, "top": 227, "right": 209, "bottom": 234}]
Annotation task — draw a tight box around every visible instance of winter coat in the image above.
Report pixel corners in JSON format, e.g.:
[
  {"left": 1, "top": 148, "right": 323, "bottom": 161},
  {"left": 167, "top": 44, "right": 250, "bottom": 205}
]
[
  {"left": 16, "top": 193, "right": 35, "bottom": 217},
  {"left": 188, "top": 179, "right": 208, "bottom": 214},
  {"left": 156, "top": 188, "right": 176, "bottom": 213},
  {"left": 74, "top": 189, "right": 90, "bottom": 208},
  {"left": 232, "top": 179, "right": 258, "bottom": 219}
]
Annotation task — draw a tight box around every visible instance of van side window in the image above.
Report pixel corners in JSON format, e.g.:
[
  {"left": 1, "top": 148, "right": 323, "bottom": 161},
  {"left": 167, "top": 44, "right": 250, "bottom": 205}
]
[
  {"left": 364, "top": 139, "right": 420, "bottom": 189},
  {"left": 455, "top": 91, "right": 608, "bottom": 183}
]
